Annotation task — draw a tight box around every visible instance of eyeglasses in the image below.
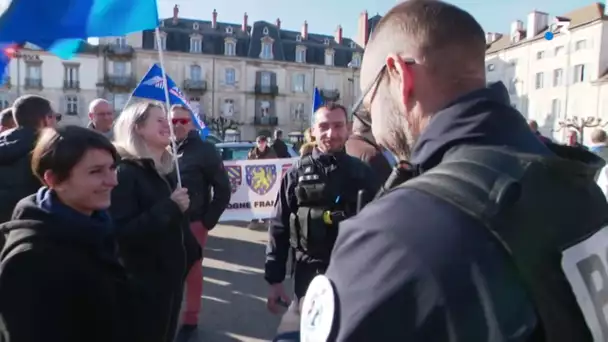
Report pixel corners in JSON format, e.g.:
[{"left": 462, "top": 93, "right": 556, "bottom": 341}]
[
  {"left": 171, "top": 118, "right": 191, "bottom": 125},
  {"left": 350, "top": 58, "right": 416, "bottom": 128}
]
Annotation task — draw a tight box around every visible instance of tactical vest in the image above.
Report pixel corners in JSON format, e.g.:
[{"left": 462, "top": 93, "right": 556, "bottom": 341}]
[
  {"left": 289, "top": 155, "right": 360, "bottom": 261},
  {"left": 396, "top": 144, "right": 608, "bottom": 341}
]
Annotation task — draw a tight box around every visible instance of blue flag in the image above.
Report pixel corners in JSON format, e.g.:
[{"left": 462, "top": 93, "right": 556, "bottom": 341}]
[
  {"left": 0, "top": 0, "right": 158, "bottom": 59},
  {"left": 311, "top": 87, "right": 323, "bottom": 126},
  {"left": 132, "top": 64, "right": 209, "bottom": 139}
]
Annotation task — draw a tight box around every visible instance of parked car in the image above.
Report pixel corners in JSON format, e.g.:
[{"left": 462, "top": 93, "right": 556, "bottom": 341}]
[{"left": 215, "top": 142, "right": 298, "bottom": 161}]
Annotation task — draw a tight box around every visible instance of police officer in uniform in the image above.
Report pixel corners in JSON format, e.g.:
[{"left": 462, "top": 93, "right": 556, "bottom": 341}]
[
  {"left": 265, "top": 103, "right": 378, "bottom": 316},
  {"left": 300, "top": 1, "right": 608, "bottom": 341}
]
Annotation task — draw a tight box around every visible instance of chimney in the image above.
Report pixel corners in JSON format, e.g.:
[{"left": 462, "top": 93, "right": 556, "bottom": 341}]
[
  {"left": 526, "top": 10, "right": 549, "bottom": 39},
  {"left": 510, "top": 20, "right": 523, "bottom": 41},
  {"left": 172, "top": 5, "right": 179, "bottom": 24},
  {"left": 242, "top": 12, "right": 248, "bottom": 32},
  {"left": 357, "top": 11, "right": 369, "bottom": 47},
  {"left": 301, "top": 21, "right": 308, "bottom": 40},
  {"left": 335, "top": 25, "right": 343, "bottom": 44},
  {"left": 276, "top": 18, "right": 281, "bottom": 29},
  {"left": 212, "top": 9, "right": 217, "bottom": 29}
]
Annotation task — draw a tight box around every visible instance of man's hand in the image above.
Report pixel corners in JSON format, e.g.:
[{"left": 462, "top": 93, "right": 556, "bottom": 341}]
[{"left": 267, "top": 283, "right": 291, "bottom": 314}]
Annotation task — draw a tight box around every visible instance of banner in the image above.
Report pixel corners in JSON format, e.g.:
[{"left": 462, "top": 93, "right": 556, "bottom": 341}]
[{"left": 220, "top": 158, "right": 298, "bottom": 222}]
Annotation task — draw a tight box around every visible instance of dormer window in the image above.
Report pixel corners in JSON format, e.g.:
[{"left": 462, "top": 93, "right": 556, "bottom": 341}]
[
  {"left": 260, "top": 38, "right": 273, "bottom": 60},
  {"left": 226, "top": 26, "right": 233, "bottom": 34},
  {"left": 296, "top": 34, "right": 302, "bottom": 42},
  {"left": 295, "top": 46, "right": 306, "bottom": 63},
  {"left": 190, "top": 36, "right": 202, "bottom": 53},
  {"left": 349, "top": 41, "right": 356, "bottom": 49},
  {"left": 154, "top": 32, "right": 167, "bottom": 51},
  {"left": 193, "top": 23, "right": 199, "bottom": 30},
  {"left": 324, "top": 38, "right": 330, "bottom": 45},
  {"left": 324, "top": 49, "right": 334, "bottom": 66},
  {"left": 224, "top": 38, "right": 236, "bottom": 56},
  {"left": 263, "top": 27, "right": 269, "bottom": 35},
  {"left": 160, "top": 21, "right": 165, "bottom": 27},
  {"left": 350, "top": 53, "right": 361, "bottom": 67}
]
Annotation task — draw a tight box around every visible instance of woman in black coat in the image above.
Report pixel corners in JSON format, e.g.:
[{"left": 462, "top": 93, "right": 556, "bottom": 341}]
[
  {"left": 111, "top": 102, "right": 201, "bottom": 342},
  {"left": 0, "top": 126, "right": 132, "bottom": 342}
]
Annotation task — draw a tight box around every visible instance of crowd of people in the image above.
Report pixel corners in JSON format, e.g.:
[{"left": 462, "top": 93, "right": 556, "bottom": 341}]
[{"left": 0, "top": 96, "right": 233, "bottom": 342}]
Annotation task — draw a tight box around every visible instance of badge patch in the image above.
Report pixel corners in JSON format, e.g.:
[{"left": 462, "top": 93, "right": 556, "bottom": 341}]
[
  {"left": 561, "top": 225, "right": 608, "bottom": 341},
  {"left": 300, "top": 275, "right": 336, "bottom": 342},
  {"left": 245, "top": 164, "right": 277, "bottom": 195},
  {"left": 225, "top": 165, "right": 242, "bottom": 194}
]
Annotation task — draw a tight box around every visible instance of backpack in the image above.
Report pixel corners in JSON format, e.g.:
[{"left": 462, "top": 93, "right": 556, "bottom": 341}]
[{"left": 397, "top": 144, "right": 608, "bottom": 342}]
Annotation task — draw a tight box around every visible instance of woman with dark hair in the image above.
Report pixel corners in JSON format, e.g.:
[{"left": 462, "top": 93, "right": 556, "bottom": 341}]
[
  {"left": 111, "top": 101, "right": 201, "bottom": 342},
  {"left": 0, "top": 125, "right": 131, "bottom": 342}
]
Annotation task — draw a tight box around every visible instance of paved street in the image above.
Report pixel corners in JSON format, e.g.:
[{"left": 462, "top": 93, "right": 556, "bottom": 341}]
[{"left": 194, "top": 221, "right": 293, "bottom": 342}]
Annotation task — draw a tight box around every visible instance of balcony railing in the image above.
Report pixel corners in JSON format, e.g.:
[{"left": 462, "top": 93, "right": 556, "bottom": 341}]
[
  {"left": 107, "top": 44, "right": 134, "bottom": 58},
  {"left": 254, "top": 84, "right": 279, "bottom": 96},
  {"left": 104, "top": 75, "right": 136, "bottom": 88},
  {"left": 24, "top": 78, "right": 42, "bottom": 89},
  {"left": 183, "top": 79, "right": 207, "bottom": 92},
  {"left": 320, "top": 88, "right": 340, "bottom": 101},
  {"left": 63, "top": 80, "right": 80, "bottom": 90},
  {"left": 254, "top": 116, "right": 278, "bottom": 125}
]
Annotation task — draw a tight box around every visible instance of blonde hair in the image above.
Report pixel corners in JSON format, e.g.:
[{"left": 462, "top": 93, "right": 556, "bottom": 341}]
[
  {"left": 304, "top": 128, "right": 315, "bottom": 143},
  {"left": 113, "top": 101, "right": 174, "bottom": 175}
]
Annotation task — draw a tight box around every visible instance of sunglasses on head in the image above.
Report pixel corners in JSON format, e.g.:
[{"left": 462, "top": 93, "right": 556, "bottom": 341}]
[
  {"left": 171, "top": 118, "right": 191, "bottom": 125},
  {"left": 350, "top": 58, "right": 416, "bottom": 128}
]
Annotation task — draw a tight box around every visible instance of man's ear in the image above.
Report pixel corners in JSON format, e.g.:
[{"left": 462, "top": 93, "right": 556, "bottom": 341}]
[{"left": 386, "top": 54, "right": 414, "bottom": 105}]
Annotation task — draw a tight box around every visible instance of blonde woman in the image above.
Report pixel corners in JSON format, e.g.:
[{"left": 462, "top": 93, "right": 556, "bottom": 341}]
[{"left": 110, "top": 102, "right": 201, "bottom": 342}]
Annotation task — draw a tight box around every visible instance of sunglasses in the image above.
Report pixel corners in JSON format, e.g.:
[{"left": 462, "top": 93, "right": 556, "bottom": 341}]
[
  {"left": 350, "top": 58, "right": 416, "bottom": 127},
  {"left": 172, "top": 118, "right": 191, "bottom": 125}
]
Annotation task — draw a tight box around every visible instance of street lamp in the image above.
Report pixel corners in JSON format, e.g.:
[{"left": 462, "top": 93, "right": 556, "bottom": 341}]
[{"left": 553, "top": 116, "right": 608, "bottom": 143}]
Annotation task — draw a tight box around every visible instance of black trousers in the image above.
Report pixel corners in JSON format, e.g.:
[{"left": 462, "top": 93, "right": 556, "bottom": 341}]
[
  {"left": 293, "top": 262, "right": 327, "bottom": 299},
  {"left": 131, "top": 287, "right": 183, "bottom": 342}
]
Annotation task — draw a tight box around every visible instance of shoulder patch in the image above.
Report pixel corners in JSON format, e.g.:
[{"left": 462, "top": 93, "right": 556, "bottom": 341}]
[{"left": 300, "top": 275, "right": 337, "bottom": 342}]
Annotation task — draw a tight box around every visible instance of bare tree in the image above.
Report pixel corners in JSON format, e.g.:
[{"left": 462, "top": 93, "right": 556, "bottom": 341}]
[{"left": 205, "top": 116, "right": 243, "bottom": 140}]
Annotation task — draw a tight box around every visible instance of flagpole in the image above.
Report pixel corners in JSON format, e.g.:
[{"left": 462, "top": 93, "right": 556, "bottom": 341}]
[{"left": 154, "top": 27, "right": 182, "bottom": 187}]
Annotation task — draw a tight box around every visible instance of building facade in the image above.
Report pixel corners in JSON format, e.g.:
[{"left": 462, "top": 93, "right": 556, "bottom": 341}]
[
  {"left": 485, "top": 2, "right": 608, "bottom": 144},
  {"left": 96, "top": 7, "right": 368, "bottom": 139},
  {"left": 0, "top": 42, "right": 101, "bottom": 127}
]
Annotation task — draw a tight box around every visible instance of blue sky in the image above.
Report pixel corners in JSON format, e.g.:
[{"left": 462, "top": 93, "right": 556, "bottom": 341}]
[{"left": 157, "top": 0, "right": 595, "bottom": 40}]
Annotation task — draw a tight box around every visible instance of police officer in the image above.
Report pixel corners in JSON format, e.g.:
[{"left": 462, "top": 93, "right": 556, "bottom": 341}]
[
  {"left": 265, "top": 103, "right": 378, "bottom": 316},
  {"left": 300, "top": 1, "right": 608, "bottom": 341}
]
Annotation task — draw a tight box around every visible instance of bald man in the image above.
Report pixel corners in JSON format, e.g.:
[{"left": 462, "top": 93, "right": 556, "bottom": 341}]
[
  {"left": 301, "top": 1, "right": 607, "bottom": 341},
  {"left": 87, "top": 98, "right": 114, "bottom": 140}
]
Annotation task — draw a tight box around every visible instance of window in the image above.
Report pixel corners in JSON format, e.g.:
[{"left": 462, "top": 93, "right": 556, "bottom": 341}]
[
  {"left": 113, "top": 61, "right": 127, "bottom": 76},
  {"left": 65, "top": 95, "right": 78, "bottom": 115},
  {"left": 350, "top": 54, "right": 361, "bottom": 67},
  {"left": 189, "top": 97, "right": 201, "bottom": 116},
  {"left": 324, "top": 38, "right": 330, "bottom": 45},
  {"left": 294, "top": 103, "right": 305, "bottom": 120},
  {"left": 486, "top": 64, "right": 495, "bottom": 72},
  {"left": 296, "top": 34, "right": 302, "bottom": 42},
  {"left": 293, "top": 73, "right": 305, "bottom": 92},
  {"left": 508, "top": 79, "right": 517, "bottom": 94},
  {"left": 113, "top": 94, "right": 129, "bottom": 111},
  {"left": 0, "top": 94, "right": 9, "bottom": 110},
  {"left": 64, "top": 65, "right": 79, "bottom": 88},
  {"left": 193, "top": 23, "right": 199, "bottom": 30},
  {"left": 224, "top": 41, "right": 236, "bottom": 56},
  {"left": 260, "top": 100, "right": 270, "bottom": 116},
  {"left": 224, "top": 68, "right": 236, "bottom": 86},
  {"left": 554, "top": 46, "right": 564, "bottom": 56},
  {"left": 261, "top": 72, "right": 271, "bottom": 86},
  {"left": 575, "top": 40, "right": 587, "bottom": 51},
  {"left": 261, "top": 42, "right": 272, "bottom": 59},
  {"left": 190, "top": 65, "right": 202, "bottom": 80},
  {"left": 263, "top": 27, "right": 269, "bottom": 35},
  {"left": 553, "top": 68, "right": 563, "bottom": 87},
  {"left": 222, "top": 99, "right": 235, "bottom": 116},
  {"left": 154, "top": 35, "right": 166, "bottom": 50},
  {"left": 536, "top": 51, "right": 545, "bottom": 60},
  {"left": 535, "top": 72, "right": 544, "bottom": 89},
  {"left": 26, "top": 64, "right": 41, "bottom": 80},
  {"left": 295, "top": 47, "right": 306, "bottom": 63},
  {"left": 324, "top": 51, "right": 334, "bottom": 66},
  {"left": 350, "top": 41, "right": 357, "bottom": 49},
  {"left": 551, "top": 98, "right": 561, "bottom": 118},
  {"left": 190, "top": 37, "right": 201, "bottom": 53},
  {"left": 573, "top": 64, "right": 586, "bottom": 83},
  {"left": 226, "top": 26, "right": 233, "bottom": 34},
  {"left": 115, "top": 36, "right": 127, "bottom": 47}
]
